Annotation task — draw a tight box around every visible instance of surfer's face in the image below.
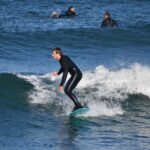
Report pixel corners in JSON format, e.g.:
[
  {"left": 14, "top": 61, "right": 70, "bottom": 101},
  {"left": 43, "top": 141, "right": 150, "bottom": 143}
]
[
  {"left": 104, "top": 15, "right": 109, "bottom": 20},
  {"left": 52, "top": 51, "right": 61, "bottom": 60},
  {"left": 70, "top": 7, "right": 75, "bottom": 12}
]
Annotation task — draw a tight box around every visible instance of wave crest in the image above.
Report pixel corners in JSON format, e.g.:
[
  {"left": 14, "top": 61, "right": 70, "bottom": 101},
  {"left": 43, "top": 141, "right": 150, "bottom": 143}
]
[{"left": 17, "top": 63, "right": 150, "bottom": 116}]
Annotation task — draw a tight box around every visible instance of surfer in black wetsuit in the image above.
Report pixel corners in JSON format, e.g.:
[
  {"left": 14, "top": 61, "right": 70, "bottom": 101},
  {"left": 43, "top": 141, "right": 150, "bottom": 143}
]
[
  {"left": 101, "top": 12, "right": 118, "bottom": 28},
  {"left": 65, "top": 6, "right": 77, "bottom": 17},
  {"left": 52, "top": 47, "right": 83, "bottom": 111},
  {"left": 51, "top": 6, "right": 77, "bottom": 18}
]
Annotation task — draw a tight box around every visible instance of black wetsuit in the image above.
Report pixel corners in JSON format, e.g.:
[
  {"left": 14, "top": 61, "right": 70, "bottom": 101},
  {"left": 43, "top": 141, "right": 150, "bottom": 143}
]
[
  {"left": 101, "top": 18, "right": 118, "bottom": 28},
  {"left": 59, "top": 10, "right": 76, "bottom": 18},
  {"left": 57, "top": 55, "right": 83, "bottom": 109},
  {"left": 65, "top": 10, "right": 76, "bottom": 17}
]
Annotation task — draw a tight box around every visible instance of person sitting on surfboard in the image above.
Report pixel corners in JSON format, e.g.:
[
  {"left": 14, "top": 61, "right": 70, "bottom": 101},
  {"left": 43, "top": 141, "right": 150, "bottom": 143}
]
[
  {"left": 101, "top": 11, "right": 118, "bottom": 28},
  {"left": 52, "top": 47, "right": 83, "bottom": 111},
  {"left": 51, "top": 6, "right": 77, "bottom": 18}
]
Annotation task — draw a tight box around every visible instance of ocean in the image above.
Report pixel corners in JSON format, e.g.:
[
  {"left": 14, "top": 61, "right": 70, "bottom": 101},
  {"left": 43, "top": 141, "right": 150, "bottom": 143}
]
[{"left": 0, "top": 0, "right": 150, "bottom": 149}]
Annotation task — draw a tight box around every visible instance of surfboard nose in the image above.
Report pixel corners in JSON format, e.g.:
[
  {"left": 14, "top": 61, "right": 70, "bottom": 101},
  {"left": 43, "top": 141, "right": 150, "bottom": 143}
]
[{"left": 70, "top": 107, "right": 90, "bottom": 118}]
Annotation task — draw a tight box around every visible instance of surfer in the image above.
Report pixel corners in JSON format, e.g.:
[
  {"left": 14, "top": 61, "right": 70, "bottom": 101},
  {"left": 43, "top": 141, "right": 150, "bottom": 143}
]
[
  {"left": 101, "top": 11, "right": 118, "bottom": 28},
  {"left": 52, "top": 47, "right": 83, "bottom": 111},
  {"left": 51, "top": 6, "right": 77, "bottom": 18},
  {"left": 65, "top": 6, "right": 77, "bottom": 17}
]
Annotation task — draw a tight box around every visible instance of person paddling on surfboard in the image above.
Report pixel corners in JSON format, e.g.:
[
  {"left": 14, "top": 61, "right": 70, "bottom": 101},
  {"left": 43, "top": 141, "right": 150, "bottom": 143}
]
[
  {"left": 65, "top": 6, "right": 77, "bottom": 17},
  {"left": 52, "top": 47, "right": 83, "bottom": 111},
  {"left": 51, "top": 6, "right": 77, "bottom": 18}
]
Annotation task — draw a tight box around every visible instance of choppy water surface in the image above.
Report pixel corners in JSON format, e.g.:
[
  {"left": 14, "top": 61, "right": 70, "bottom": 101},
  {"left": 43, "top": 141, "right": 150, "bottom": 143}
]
[{"left": 0, "top": 0, "right": 150, "bottom": 149}]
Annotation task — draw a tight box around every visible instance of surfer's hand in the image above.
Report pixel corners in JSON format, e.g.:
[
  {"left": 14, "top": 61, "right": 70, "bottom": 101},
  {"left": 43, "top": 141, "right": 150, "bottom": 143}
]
[
  {"left": 59, "top": 86, "right": 64, "bottom": 93},
  {"left": 52, "top": 72, "right": 58, "bottom": 76}
]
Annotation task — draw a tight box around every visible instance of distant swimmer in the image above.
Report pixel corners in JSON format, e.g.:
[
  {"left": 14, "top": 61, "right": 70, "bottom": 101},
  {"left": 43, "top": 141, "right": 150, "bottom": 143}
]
[
  {"left": 65, "top": 6, "right": 77, "bottom": 17},
  {"left": 51, "top": 6, "right": 77, "bottom": 18},
  {"left": 52, "top": 47, "right": 83, "bottom": 111},
  {"left": 101, "top": 11, "right": 118, "bottom": 28}
]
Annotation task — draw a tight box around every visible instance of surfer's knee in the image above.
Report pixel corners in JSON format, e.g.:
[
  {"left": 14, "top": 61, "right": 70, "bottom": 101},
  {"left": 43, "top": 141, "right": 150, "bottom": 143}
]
[{"left": 64, "top": 87, "right": 70, "bottom": 95}]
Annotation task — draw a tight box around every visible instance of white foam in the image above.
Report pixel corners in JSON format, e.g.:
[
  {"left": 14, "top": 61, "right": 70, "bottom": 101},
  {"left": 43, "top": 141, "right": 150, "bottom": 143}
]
[
  {"left": 79, "top": 63, "right": 150, "bottom": 98},
  {"left": 17, "top": 63, "right": 150, "bottom": 117},
  {"left": 83, "top": 103, "right": 123, "bottom": 117},
  {"left": 18, "top": 73, "right": 57, "bottom": 104}
]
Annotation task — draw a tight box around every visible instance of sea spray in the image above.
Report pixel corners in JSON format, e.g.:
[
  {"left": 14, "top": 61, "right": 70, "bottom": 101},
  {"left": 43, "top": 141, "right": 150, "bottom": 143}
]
[{"left": 17, "top": 63, "right": 150, "bottom": 117}]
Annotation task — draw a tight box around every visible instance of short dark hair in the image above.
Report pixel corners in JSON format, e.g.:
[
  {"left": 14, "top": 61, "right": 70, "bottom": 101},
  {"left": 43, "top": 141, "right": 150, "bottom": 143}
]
[
  {"left": 105, "top": 11, "right": 111, "bottom": 17},
  {"left": 52, "top": 47, "right": 63, "bottom": 56},
  {"left": 69, "top": 6, "right": 74, "bottom": 10}
]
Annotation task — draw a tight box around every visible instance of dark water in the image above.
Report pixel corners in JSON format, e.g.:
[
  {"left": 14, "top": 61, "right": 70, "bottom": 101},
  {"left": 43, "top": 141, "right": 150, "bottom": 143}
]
[{"left": 0, "top": 0, "right": 150, "bottom": 149}]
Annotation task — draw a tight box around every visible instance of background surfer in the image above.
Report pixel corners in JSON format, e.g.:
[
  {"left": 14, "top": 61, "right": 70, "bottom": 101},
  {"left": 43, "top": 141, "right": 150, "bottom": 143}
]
[{"left": 51, "top": 6, "right": 77, "bottom": 18}]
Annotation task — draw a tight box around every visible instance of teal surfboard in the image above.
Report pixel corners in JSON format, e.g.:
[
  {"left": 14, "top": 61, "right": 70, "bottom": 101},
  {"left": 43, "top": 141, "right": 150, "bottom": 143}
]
[{"left": 70, "top": 107, "right": 90, "bottom": 118}]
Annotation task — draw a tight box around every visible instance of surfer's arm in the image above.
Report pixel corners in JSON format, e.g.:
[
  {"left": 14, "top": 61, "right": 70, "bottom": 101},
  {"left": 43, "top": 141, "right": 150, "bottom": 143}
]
[
  {"left": 57, "top": 67, "right": 63, "bottom": 75},
  {"left": 60, "top": 67, "right": 68, "bottom": 86},
  {"left": 60, "top": 59, "right": 69, "bottom": 86},
  {"left": 59, "top": 57, "right": 69, "bottom": 86}
]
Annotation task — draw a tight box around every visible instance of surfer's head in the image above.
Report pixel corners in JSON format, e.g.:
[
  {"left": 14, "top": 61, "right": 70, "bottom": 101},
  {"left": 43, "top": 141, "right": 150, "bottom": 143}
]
[
  {"left": 103, "top": 11, "right": 111, "bottom": 21},
  {"left": 52, "top": 47, "right": 62, "bottom": 60},
  {"left": 68, "top": 6, "right": 75, "bottom": 12}
]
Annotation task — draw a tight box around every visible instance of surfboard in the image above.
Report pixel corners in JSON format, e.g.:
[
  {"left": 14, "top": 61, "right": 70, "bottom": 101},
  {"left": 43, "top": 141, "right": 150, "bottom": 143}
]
[
  {"left": 70, "top": 107, "right": 90, "bottom": 118},
  {"left": 50, "top": 9, "right": 61, "bottom": 18}
]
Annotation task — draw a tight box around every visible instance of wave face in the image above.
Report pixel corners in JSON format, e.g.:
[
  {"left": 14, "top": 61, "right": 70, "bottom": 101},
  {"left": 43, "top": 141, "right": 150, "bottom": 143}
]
[
  {"left": 0, "top": 64, "right": 147, "bottom": 117},
  {"left": 0, "top": 73, "right": 33, "bottom": 109}
]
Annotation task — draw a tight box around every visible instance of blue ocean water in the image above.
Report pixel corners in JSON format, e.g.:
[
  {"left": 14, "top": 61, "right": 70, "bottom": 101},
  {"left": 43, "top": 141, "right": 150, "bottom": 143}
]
[{"left": 0, "top": 0, "right": 150, "bottom": 149}]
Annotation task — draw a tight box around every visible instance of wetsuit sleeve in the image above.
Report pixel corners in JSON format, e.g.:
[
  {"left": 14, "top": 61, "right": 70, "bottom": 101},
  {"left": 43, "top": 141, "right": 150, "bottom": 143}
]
[
  {"left": 60, "top": 68, "right": 68, "bottom": 86},
  {"left": 57, "top": 67, "right": 63, "bottom": 75},
  {"left": 60, "top": 59, "right": 68, "bottom": 86},
  {"left": 65, "top": 11, "right": 77, "bottom": 17},
  {"left": 73, "top": 12, "right": 77, "bottom": 16}
]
